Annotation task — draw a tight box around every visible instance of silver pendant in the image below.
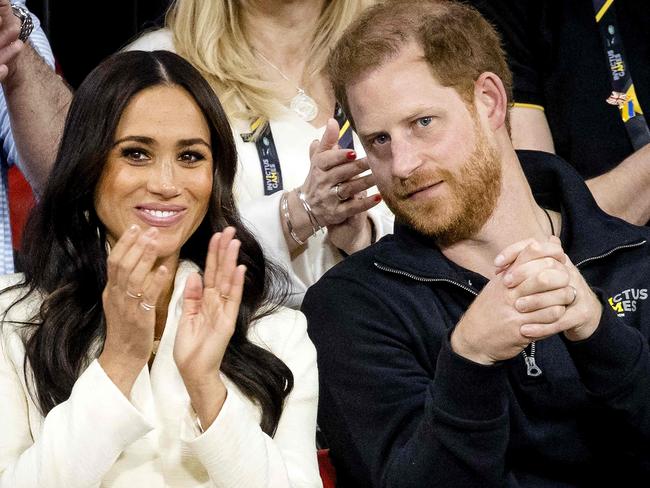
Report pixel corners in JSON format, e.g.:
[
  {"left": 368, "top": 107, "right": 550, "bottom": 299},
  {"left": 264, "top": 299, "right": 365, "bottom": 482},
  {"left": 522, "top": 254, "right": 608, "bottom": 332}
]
[{"left": 290, "top": 89, "right": 319, "bottom": 122}]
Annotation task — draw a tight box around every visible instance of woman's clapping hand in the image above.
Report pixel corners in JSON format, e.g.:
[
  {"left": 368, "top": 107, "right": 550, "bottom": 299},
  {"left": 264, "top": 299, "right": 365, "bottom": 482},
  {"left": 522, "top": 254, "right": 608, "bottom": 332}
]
[{"left": 174, "top": 227, "right": 246, "bottom": 430}]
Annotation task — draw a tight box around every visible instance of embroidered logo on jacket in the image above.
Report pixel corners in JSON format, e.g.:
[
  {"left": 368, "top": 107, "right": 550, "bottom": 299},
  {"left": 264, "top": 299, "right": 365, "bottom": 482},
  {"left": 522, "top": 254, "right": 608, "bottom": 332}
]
[{"left": 608, "top": 288, "right": 648, "bottom": 317}]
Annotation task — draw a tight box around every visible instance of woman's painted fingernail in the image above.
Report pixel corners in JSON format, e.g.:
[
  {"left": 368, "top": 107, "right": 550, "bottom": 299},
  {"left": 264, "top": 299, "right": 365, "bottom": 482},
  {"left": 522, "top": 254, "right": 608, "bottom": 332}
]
[
  {"left": 128, "top": 224, "right": 139, "bottom": 234},
  {"left": 346, "top": 150, "right": 356, "bottom": 160},
  {"left": 373, "top": 194, "right": 382, "bottom": 202}
]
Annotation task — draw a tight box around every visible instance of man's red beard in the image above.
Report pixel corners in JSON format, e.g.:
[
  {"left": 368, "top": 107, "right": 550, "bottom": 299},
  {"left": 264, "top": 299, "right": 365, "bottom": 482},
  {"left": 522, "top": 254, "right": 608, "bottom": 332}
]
[{"left": 379, "top": 128, "right": 502, "bottom": 247}]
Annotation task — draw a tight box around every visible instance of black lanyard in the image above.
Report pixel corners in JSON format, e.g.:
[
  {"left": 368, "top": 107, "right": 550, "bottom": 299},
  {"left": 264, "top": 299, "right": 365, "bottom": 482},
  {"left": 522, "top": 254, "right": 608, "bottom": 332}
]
[
  {"left": 241, "top": 104, "right": 354, "bottom": 195},
  {"left": 593, "top": 0, "right": 650, "bottom": 150}
]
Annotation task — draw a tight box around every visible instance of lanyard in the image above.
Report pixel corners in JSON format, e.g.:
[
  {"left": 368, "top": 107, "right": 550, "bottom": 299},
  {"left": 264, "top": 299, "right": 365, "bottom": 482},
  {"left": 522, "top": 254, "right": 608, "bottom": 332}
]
[
  {"left": 241, "top": 104, "right": 355, "bottom": 195},
  {"left": 593, "top": 0, "right": 650, "bottom": 150}
]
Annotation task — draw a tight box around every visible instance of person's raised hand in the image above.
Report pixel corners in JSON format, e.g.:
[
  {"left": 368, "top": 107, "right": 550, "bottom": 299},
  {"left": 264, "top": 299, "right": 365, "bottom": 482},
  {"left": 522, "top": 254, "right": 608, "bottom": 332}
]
[
  {"left": 0, "top": 1, "right": 25, "bottom": 82},
  {"left": 174, "top": 227, "right": 246, "bottom": 429},
  {"left": 301, "top": 118, "right": 380, "bottom": 226},
  {"left": 100, "top": 225, "right": 169, "bottom": 394}
]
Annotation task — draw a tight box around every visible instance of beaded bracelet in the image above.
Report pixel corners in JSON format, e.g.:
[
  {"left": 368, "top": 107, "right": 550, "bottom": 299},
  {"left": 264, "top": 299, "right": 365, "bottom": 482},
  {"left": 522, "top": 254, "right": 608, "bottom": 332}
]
[
  {"left": 281, "top": 191, "right": 306, "bottom": 246},
  {"left": 297, "top": 189, "right": 324, "bottom": 235}
]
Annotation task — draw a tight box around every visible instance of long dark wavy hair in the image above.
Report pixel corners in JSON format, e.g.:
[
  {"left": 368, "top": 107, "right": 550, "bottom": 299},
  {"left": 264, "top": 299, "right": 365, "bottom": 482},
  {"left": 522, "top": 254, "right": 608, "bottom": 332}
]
[{"left": 5, "top": 50, "right": 293, "bottom": 436}]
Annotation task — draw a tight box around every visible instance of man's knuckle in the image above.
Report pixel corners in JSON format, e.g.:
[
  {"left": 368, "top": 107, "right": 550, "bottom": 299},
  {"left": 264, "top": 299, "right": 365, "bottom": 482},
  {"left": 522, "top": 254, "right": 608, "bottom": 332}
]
[
  {"left": 537, "top": 271, "right": 551, "bottom": 288},
  {"left": 551, "top": 305, "right": 565, "bottom": 320}
]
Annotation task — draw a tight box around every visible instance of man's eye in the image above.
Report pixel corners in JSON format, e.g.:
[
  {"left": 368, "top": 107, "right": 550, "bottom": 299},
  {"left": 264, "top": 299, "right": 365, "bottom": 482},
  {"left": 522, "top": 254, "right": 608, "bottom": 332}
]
[
  {"left": 417, "top": 116, "right": 433, "bottom": 127},
  {"left": 374, "top": 134, "right": 390, "bottom": 145}
]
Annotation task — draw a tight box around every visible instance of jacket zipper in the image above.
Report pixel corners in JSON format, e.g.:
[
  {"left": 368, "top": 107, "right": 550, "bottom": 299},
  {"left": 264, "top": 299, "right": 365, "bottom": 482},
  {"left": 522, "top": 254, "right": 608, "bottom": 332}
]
[
  {"left": 575, "top": 240, "right": 646, "bottom": 267},
  {"left": 373, "top": 262, "right": 479, "bottom": 296},
  {"left": 374, "top": 238, "right": 647, "bottom": 378}
]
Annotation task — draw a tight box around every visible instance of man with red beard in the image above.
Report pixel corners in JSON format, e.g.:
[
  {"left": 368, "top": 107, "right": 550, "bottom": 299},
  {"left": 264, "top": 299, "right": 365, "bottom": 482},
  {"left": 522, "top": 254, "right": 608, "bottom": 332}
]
[{"left": 302, "top": 1, "right": 650, "bottom": 486}]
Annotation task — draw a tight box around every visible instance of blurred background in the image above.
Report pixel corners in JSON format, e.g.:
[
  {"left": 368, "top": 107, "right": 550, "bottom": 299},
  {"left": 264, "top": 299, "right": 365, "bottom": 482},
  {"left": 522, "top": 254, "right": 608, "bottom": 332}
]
[{"left": 28, "top": 0, "right": 172, "bottom": 88}]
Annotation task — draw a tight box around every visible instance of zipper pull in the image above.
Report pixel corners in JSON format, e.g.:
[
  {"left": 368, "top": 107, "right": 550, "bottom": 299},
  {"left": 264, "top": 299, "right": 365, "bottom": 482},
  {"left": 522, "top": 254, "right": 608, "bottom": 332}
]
[{"left": 524, "top": 356, "right": 542, "bottom": 377}]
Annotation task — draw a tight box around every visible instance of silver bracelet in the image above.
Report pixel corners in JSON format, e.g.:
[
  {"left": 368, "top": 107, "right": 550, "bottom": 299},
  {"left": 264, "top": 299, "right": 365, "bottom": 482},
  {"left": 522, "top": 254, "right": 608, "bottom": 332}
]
[
  {"left": 297, "top": 189, "right": 323, "bottom": 235},
  {"left": 281, "top": 191, "right": 306, "bottom": 245},
  {"left": 196, "top": 415, "right": 205, "bottom": 434}
]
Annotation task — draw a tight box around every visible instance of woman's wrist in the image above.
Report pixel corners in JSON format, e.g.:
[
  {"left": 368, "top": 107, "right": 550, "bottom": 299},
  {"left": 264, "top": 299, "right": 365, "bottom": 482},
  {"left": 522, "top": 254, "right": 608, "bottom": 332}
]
[
  {"left": 185, "top": 377, "right": 228, "bottom": 433},
  {"left": 98, "top": 350, "right": 148, "bottom": 397},
  {"left": 281, "top": 189, "right": 318, "bottom": 250}
]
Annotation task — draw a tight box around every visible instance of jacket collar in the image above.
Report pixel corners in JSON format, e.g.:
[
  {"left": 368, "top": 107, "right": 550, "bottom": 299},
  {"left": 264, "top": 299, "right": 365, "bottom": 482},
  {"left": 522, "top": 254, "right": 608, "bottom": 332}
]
[{"left": 374, "top": 150, "right": 648, "bottom": 280}]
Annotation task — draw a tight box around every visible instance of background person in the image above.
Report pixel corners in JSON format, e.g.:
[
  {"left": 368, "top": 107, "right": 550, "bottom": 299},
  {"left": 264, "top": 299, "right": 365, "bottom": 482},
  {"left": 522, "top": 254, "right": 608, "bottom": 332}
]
[
  {"left": 0, "top": 0, "right": 71, "bottom": 272},
  {"left": 303, "top": 1, "right": 650, "bottom": 486},
  {"left": 472, "top": 0, "right": 650, "bottom": 225},
  {"left": 127, "top": 0, "right": 393, "bottom": 305},
  {"left": 0, "top": 50, "right": 320, "bottom": 487}
]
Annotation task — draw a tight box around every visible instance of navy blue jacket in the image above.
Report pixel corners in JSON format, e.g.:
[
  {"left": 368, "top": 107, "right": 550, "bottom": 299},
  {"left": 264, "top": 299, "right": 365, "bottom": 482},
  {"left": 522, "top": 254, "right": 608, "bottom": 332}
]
[{"left": 303, "top": 151, "right": 650, "bottom": 487}]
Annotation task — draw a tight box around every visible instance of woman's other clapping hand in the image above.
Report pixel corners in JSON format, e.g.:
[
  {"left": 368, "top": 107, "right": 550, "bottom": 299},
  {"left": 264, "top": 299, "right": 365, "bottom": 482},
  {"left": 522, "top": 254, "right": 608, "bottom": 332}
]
[
  {"left": 99, "top": 225, "right": 170, "bottom": 396},
  {"left": 174, "top": 226, "right": 246, "bottom": 431}
]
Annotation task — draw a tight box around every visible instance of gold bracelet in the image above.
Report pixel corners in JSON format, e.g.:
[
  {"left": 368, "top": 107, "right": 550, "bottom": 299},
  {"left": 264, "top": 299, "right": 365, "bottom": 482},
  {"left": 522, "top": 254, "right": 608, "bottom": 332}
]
[{"left": 281, "top": 191, "right": 306, "bottom": 245}]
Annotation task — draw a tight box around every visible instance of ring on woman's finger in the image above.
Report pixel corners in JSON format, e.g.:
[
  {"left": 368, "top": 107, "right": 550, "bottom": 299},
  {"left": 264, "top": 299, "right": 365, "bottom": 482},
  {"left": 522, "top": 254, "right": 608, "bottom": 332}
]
[
  {"left": 568, "top": 285, "right": 577, "bottom": 305},
  {"left": 126, "top": 290, "right": 143, "bottom": 299},
  {"left": 139, "top": 301, "right": 156, "bottom": 311},
  {"left": 220, "top": 294, "right": 230, "bottom": 301},
  {"left": 333, "top": 182, "right": 350, "bottom": 202}
]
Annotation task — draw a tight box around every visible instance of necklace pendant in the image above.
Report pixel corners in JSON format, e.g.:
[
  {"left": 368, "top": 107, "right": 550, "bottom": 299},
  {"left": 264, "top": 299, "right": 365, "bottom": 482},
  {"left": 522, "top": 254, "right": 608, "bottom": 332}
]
[
  {"left": 524, "top": 356, "right": 543, "bottom": 377},
  {"left": 290, "top": 89, "right": 319, "bottom": 122}
]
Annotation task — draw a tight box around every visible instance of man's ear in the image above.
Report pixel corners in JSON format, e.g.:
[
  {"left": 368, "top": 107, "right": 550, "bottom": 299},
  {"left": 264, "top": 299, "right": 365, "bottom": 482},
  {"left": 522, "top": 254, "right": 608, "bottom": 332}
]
[{"left": 473, "top": 72, "right": 508, "bottom": 131}]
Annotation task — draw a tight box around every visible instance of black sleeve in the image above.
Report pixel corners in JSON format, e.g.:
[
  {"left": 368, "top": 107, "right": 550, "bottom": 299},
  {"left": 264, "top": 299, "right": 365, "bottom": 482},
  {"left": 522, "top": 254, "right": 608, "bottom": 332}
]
[
  {"left": 472, "top": 0, "right": 546, "bottom": 107},
  {"left": 303, "top": 275, "right": 518, "bottom": 488},
  {"left": 564, "top": 289, "right": 650, "bottom": 449}
]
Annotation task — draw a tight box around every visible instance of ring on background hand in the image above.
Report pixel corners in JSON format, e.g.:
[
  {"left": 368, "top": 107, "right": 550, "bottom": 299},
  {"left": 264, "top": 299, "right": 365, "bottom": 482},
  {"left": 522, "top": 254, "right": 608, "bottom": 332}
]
[
  {"left": 139, "top": 301, "right": 156, "bottom": 311},
  {"left": 334, "top": 182, "right": 350, "bottom": 202},
  {"left": 126, "top": 290, "right": 143, "bottom": 299},
  {"left": 569, "top": 285, "right": 577, "bottom": 305},
  {"left": 220, "top": 294, "right": 231, "bottom": 301}
]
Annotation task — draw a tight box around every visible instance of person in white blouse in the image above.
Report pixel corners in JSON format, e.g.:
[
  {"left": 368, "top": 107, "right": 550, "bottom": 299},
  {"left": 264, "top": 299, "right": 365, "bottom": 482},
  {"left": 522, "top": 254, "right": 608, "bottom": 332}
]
[
  {"left": 0, "top": 50, "right": 321, "bottom": 488},
  {"left": 127, "top": 0, "right": 394, "bottom": 306}
]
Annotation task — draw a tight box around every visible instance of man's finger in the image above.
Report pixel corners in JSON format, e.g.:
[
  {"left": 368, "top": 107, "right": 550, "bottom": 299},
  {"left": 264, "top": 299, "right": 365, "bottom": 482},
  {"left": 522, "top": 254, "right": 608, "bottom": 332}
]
[
  {"left": 515, "top": 285, "right": 578, "bottom": 313},
  {"left": 503, "top": 256, "right": 566, "bottom": 288},
  {"left": 496, "top": 238, "right": 565, "bottom": 275},
  {"left": 511, "top": 267, "right": 571, "bottom": 298}
]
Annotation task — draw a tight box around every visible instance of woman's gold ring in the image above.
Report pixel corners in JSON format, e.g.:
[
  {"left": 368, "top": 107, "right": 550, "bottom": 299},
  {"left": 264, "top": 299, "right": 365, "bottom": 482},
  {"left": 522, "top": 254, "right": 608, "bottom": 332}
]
[{"left": 126, "top": 290, "right": 143, "bottom": 299}]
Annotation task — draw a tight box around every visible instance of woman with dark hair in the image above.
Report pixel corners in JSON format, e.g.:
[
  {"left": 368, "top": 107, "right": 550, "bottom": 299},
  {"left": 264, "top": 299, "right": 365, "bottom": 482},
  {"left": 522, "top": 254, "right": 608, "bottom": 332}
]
[{"left": 0, "top": 50, "right": 321, "bottom": 487}]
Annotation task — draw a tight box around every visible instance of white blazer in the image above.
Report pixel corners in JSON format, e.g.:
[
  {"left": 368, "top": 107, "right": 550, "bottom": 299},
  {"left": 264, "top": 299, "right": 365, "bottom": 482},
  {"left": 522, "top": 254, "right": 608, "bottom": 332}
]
[{"left": 0, "top": 261, "right": 322, "bottom": 487}]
